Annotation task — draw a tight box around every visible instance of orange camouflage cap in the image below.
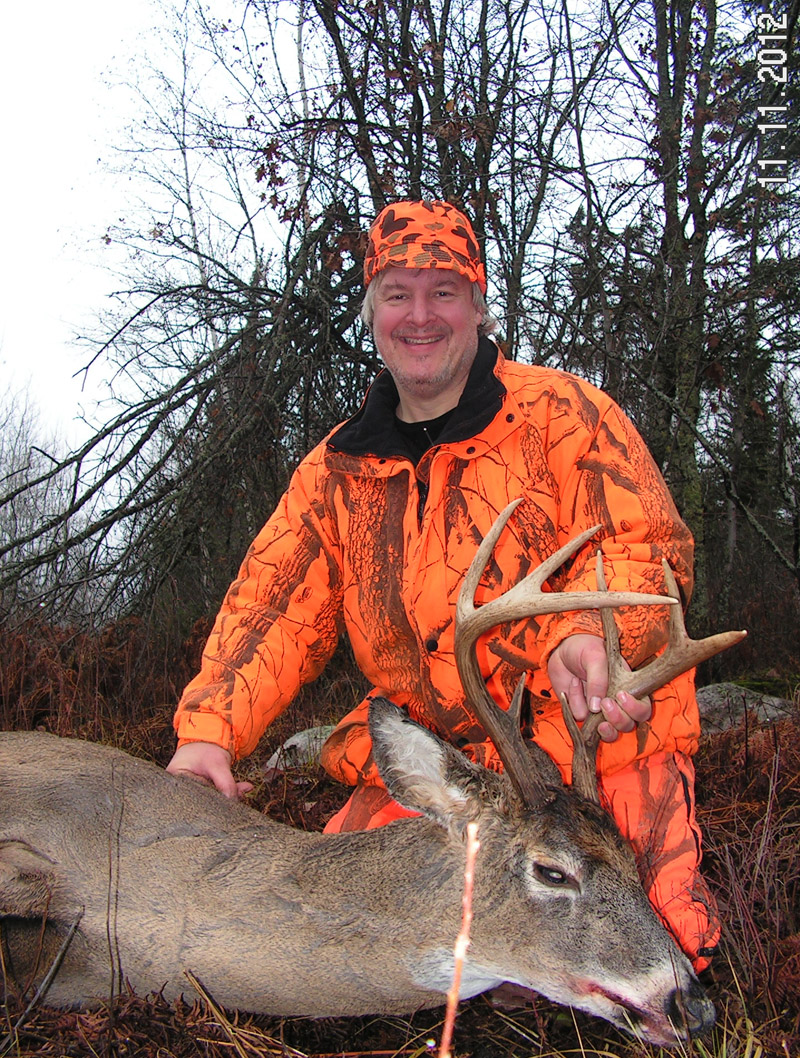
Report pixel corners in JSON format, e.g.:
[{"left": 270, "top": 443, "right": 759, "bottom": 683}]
[{"left": 363, "top": 200, "right": 487, "bottom": 294}]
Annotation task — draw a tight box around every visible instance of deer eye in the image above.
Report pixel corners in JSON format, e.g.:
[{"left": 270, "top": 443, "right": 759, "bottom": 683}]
[{"left": 533, "top": 863, "right": 571, "bottom": 887}]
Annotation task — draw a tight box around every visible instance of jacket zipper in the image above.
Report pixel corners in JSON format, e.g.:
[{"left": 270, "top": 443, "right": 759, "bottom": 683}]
[{"left": 417, "top": 479, "right": 429, "bottom": 525}]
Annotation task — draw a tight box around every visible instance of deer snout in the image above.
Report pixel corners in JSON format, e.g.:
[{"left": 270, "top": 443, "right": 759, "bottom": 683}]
[{"left": 667, "top": 978, "right": 715, "bottom": 1038}]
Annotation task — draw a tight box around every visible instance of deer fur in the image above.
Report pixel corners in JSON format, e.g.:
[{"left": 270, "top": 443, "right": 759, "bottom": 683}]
[{"left": 0, "top": 699, "right": 713, "bottom": 1046}]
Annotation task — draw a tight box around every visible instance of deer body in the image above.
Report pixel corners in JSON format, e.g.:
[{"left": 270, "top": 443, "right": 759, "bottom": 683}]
[
  {"left": 3, "top": 507, "right": 742, "bottom": 1045},
  {"left": 1, "top": 703, "right": 711, "bottom": 1045}
]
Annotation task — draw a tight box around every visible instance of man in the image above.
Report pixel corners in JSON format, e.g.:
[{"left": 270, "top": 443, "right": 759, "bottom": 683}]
[{"left": 167, "top": 200, "right": 719, "bottom": 971}]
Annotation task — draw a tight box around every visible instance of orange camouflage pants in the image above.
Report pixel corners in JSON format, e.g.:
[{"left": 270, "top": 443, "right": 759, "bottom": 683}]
[{"left": 324, "top": 749, "right": 720, "bottom": 972}]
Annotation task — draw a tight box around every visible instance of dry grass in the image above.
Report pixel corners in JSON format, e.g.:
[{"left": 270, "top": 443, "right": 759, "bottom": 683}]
[{"left": 1, "top": 619, "right": 799, "bottom": 1057}]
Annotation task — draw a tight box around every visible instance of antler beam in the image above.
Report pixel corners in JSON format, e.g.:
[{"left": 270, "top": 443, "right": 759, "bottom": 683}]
[
  {"left": 565, "top": 553, "right": 747, "bottom": 801},
  {"left": 455, "top": 499, "right": 747, "bottom": 809}
]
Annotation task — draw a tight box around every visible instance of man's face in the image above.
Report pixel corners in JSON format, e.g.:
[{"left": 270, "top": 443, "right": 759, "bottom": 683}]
[{"left": 371, "top": 267, "right": 484, "bottom": 418}]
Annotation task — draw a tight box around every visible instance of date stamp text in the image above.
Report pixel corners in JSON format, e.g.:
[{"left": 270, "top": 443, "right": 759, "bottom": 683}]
[{"left": 756, "top": 11, "right": 790, "bottom": 188}]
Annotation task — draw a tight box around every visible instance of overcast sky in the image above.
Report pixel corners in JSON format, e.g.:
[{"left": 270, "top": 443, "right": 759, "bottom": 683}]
[{"left": 0, "top": 0, "right": 159, "bottom": 444}]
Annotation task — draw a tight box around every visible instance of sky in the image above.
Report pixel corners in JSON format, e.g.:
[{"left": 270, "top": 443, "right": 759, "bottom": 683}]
[{"left": 0, "top": 1, "right": 158, "bottom": 446}]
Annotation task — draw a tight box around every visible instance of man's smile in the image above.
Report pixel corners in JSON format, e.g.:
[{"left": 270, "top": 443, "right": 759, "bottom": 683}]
[{"left": 396, "top": 334, "right": 445, "bottom": 345}]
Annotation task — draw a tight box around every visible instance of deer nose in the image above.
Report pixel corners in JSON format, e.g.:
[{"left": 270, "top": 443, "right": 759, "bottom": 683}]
[{"left": 667, "top": 979, "right": 716, "bottom": 1037}]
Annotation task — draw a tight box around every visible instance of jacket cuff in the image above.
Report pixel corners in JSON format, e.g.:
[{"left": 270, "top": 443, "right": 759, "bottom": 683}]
[
  {"left": 539, "top": 610, "right": 605, "bottom": 667},
  {"left": 174, "top": 710, "right": 237, "bottom": 756}
]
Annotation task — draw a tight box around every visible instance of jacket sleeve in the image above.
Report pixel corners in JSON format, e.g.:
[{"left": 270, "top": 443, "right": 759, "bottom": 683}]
[
  {"left": 173, "top": 445, "right": 343, "bottom": 759},
  {"left": 533, "top": 374, "right": 694, "bottom": 671}
]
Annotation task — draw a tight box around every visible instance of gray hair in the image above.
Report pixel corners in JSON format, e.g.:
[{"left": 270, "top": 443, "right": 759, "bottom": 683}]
[{"left": 360, "top": 269, "right": 498, "bottom": 335}]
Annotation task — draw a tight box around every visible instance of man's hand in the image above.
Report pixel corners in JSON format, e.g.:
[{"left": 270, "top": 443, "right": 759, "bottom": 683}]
[
  {"left": 166, "top": 742, "right": 254, "bottom": 799},
  {"left": 546, "top": 633, "right": 652, "bottom": 742}
]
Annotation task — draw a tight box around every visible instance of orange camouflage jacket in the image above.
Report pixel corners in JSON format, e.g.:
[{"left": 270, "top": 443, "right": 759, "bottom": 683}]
[{"left": 174, "top": 339, "right": 698, "bottom": 787}]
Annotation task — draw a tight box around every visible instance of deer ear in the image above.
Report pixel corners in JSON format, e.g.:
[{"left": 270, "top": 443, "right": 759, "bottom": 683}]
[
  {"left": 0, "top": 840, "right": 56, "bottom": 916},
  {"left": 368, "top": 698, "right": 481, "bottom": 831}
]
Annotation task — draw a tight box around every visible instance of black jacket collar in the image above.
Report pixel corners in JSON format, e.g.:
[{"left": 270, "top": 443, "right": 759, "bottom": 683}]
[{"left": 327, "top": 336, "right": 505, "bottom": 460}]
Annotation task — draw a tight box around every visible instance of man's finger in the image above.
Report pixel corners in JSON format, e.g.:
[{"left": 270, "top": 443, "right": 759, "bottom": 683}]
[
  {"left": 581, "top": 649, "right": 610, "bottom": 705},
  {"left": 615, "top": 690, "right": 653, "bottom": 724},
  {"left": 169, "top": 767, "right": 214, "bottom": 786},
  {"left": 598, "top": 696, "right": 637, "bottom": 733}
]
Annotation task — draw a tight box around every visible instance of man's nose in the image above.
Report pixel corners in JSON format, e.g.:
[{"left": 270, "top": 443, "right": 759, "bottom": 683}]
[{"left": 407, "top": 293, "right": 434, "bottom": 325}]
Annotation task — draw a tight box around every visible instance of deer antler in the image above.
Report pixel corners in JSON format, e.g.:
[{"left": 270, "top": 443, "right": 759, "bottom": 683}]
[
  {"left": 565, "top": 553, "right": 747, "bottom": 802},
  {"left": 455, "top": 499, "right": 747, "bottom": 810},
  {"left": 457, "top": 500, "right": 677, "bottom": 809}
]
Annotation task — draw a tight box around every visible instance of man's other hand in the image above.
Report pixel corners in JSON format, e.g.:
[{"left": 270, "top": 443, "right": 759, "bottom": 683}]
[
  {"left": 166, "top": 741, "right": 254, "bottom": 798},
  {"left": 547, "top": 633, "right": 652, "bottom": 742}
]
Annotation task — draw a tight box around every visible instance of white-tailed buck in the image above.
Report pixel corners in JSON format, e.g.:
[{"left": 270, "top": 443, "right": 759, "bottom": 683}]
[{"left": 0, "top": 501, "right": 744, "bottom": 1046}]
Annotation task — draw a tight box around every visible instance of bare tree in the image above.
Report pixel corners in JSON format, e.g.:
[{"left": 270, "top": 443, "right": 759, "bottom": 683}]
[
  {"left": 0, "top": 390, "right": 101, "bottom": 622},
  {"left": 1, "top": 0, "right": 610, "bottom": 629},
  {"left": 0, "top": 0, "right": 796, "bottom": 671}
]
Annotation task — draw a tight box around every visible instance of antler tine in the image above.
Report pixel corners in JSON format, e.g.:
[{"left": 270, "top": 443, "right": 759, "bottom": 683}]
[
  {"left": 564, "top": 555, "right": 628, "bottom": 802},
  {"left": 456, "top": 500, "right": 683, "bottom": 811},
  {"left": 613, "top": 559, "right": 747, "bottom": 701},
  {"left": 565, "top": 552, "right": 748, "bottom": 803},
  {"left": 457, "top": 502, "right": 680, "bottom": 642}
]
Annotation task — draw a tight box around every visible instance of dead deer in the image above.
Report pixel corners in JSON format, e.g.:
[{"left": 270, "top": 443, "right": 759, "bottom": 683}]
[{"left": 0, "top": 501, "right": 744, "bottom": 1045}]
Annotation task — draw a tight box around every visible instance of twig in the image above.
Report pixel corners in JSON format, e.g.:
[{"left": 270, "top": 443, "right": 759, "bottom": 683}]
[
  {"left": 438, "top": 821, "right": 480, "bottom": 1058},
  {"left": 0, "top": 908, "right": 84, "bottom": 1056},
  {"left": 185, "top": 968, "right": 308, "bottom": 1058}
]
